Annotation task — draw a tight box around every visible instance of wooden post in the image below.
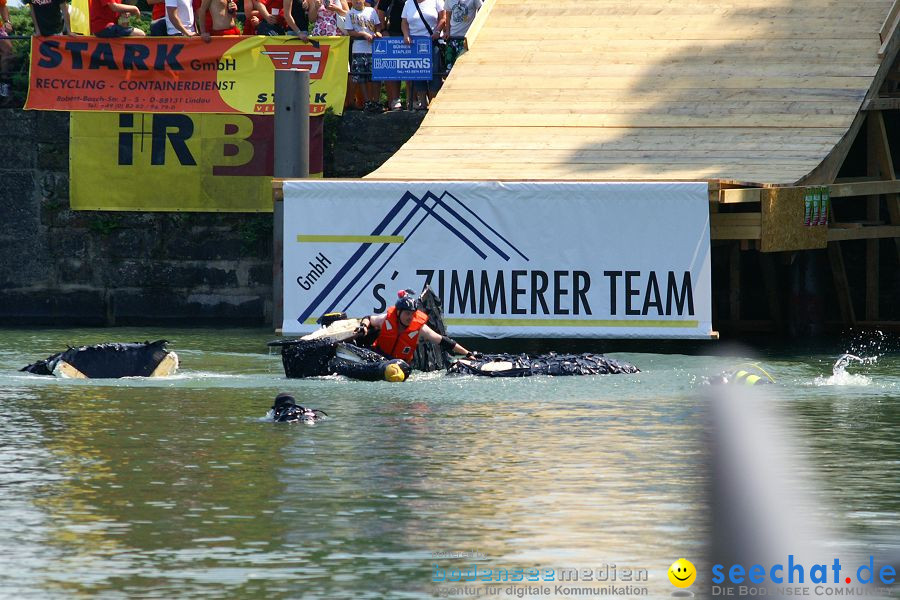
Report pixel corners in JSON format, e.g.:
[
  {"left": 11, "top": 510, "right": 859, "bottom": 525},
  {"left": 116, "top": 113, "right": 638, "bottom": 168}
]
[
  {"left": 759, "top": 252, "right": 784, "bottom": 331},
  {"left": 827, "top": 242, "right": 856, "bottom": 326},
  {"left": 273, "top": 70, "right": 310, "bottom": 331},
  {"left": 867, "top": 110, "right": 900, "bottom": 263},
  {"left": 865, "top": 113, "right": 883, "bottom": 321},
  {"left": 729, "top": 242, "right": 741, "bottom": 323}
]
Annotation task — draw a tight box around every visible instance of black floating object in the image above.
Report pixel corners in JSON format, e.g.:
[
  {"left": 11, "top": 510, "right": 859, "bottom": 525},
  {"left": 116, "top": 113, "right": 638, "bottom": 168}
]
[
  {"left": 448, "top": 352, "right": 640, "bottom": 377},
  {"left": 279, "top": 338, "right": 410, "bottom": 382},
  {"left": 21, "top": 340, "right": 177, "bottom": 379},
  {"left": 411, "top": 285, "right": 449, "bottom": 373}
]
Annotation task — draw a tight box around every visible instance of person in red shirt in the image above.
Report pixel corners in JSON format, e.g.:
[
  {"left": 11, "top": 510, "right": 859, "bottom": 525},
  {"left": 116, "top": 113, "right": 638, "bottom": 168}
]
[
  {"left": 242, "top": 0, "right": 258, "bottom": 34},
  {"left": 89, "top": 0, "right": 145, "bottom": 36},
  {"left": 148, "top": 0, "right": 168, "bottom": 35},
  {"left": 148, "top": 0, "right": 164, "bottom": 31}
]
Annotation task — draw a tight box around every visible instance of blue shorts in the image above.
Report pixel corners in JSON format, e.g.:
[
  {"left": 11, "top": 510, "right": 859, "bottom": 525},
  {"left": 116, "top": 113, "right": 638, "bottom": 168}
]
[
  {"left": 96, "top": 23, "right": 135, "bottom": 37},
  {"left": 350, "top": 53, "right": 373, "bottom": 83},
  {"left": 149, "top": 18, "right": 168, "bottom": 36}
]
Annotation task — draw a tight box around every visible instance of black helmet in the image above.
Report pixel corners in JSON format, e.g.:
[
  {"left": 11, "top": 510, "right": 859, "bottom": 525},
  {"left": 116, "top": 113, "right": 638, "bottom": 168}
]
[
  {"left": 394, "top": 289, "right": 420, "bottom": 312},
  {"left": 272, "top": 393, "right": 298, "bottom": 422}
]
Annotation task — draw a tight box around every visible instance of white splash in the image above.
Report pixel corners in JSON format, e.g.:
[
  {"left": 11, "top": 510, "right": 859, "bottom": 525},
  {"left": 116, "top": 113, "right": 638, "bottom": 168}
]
[{"left": 812, "top": 353, "right": 877, "bottom": 386}]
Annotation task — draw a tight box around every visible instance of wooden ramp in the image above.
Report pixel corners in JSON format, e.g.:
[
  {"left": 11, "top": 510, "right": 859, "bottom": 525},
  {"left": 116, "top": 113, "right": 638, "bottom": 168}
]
[{"left": 369, "top": 0, "right": 899, "bottom": 186}]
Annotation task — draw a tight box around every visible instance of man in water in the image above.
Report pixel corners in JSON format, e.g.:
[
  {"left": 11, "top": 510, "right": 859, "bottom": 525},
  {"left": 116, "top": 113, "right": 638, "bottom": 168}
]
[
  {"left": 357, "top": 289, "right": 476, "bottom": 364},
  {"left": 271, "top": 393, "right": 326, "bottom": 422}
]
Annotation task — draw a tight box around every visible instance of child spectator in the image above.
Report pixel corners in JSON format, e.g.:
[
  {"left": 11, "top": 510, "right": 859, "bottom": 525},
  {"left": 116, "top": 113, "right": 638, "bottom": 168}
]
[
  {"left": 347, "top": 0, "right": 382, "bottom": 112},
  {"left": 198, "top": 0, "right": 241, "bottom": 38},
  {"left": 442, "top": 0, "right": 479, "bottom": 72},
  {"left": 254, "top": 0, "right": 309, "bottom": 37},
  {"left": 25, "top": 0, "right": 72, "bottom": 36},
  {"left": 165, "top": 0, "right": 196, "bottom": 35},
  {"left": 401, "top": 0, "right": 444, "bottom": 109},
  {"left": 375, "top": 0, "right": 403, "bottom": 109},
  {"left": 283, "top": 0, "right": 310, "bottom": 36},
  {"left": 89, "top": 0, "right": 145, "bottom": 36},
  {"left": 309, "top": 0, "right": 347, "bottom": 36}
]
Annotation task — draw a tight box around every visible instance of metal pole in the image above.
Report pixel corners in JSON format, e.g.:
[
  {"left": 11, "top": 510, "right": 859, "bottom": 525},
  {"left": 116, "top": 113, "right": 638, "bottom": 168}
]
[{"left": 273, "top": 69, "right": 310, "bottom": 331}]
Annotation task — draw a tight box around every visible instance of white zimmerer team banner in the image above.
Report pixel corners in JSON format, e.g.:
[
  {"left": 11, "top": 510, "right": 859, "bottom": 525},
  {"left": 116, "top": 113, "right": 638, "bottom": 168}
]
[{"left": 282, "top": 181, "right": 712, "bottom": 338}]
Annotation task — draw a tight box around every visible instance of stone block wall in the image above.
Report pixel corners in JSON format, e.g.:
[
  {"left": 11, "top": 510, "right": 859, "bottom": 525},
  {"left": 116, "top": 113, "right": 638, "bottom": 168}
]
[{"left": 0, "top": 109, "right": 423, "bottom": 326}]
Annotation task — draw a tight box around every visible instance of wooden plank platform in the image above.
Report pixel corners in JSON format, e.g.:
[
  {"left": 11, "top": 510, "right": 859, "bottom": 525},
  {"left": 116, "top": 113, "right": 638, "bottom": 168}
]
[{"left": 369, "top": 0, "right": 897, "bottom": 185}]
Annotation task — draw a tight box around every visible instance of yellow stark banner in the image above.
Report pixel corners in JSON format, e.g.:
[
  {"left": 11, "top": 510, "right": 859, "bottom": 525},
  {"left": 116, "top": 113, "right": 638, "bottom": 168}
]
[
  {"left": 69, "top": 0, "right": 90, "bottom": 35},
  {"left": 28, "top": 36, "right": 349, "bottom": 115},
  {"left": 70, "top": 112, "right": 324, "bottom": 212}
]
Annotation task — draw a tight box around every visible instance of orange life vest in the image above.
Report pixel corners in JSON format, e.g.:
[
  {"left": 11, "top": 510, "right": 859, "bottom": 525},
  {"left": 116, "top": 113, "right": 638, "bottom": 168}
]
[{"left": 374, "top": 306, "right": 429, "bottom": 363}]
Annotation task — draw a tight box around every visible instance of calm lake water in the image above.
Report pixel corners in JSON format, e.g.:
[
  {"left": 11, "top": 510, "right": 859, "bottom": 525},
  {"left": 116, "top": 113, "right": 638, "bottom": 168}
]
[{"left": 0, "top": 328, "right": 897, "bottom": 599}]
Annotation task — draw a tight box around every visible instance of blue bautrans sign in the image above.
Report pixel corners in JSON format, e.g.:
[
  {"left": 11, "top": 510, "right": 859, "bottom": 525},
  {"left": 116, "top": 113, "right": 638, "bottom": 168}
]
[{"left": 372, "top": 37, "right": 433, "bottom": 81}]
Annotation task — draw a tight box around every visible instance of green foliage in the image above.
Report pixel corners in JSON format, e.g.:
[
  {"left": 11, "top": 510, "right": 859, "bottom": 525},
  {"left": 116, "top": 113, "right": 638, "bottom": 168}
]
[
  {"left": 2, "top": 6, "right": 152, "bottom": 106},
  {"left": 6, "top": 8, "right": 36, "bottom": 107},
  {"left": 124, "top": 11, "right": 151, "bottom": 34},
  {"left": 237, "top": 215, "right": 272, "bottom": 254},
  {"left": 88, "top": 216, "right": 122, "bottom": 236},
  {"left": 322, "top": 106, "right": 338, "bottom": 177},
  {"left": 43, "top": 197, "right": 66, "bottom": 212}
]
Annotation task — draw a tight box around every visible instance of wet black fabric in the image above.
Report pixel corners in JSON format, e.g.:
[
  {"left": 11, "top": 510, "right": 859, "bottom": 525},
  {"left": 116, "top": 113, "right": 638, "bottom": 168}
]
[
  {"left": 410, "top": 286, "right": 448, "bottom": 372},
  {"left": 448, "top": 353, "right": 641, "bottom": 377},
  {"left": 280, "top": 338, "right": 339, "bottom": 378},
  {"left": 280, "top": 338, "right": 410, "bottom": 381},
  {"left": 21, "top": 340, "right": 171, "bottom": 378}
]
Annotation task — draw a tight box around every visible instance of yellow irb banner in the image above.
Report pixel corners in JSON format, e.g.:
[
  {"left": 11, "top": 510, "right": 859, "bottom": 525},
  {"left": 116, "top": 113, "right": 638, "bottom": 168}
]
[{"left": 70, "top": 112, "right": 323, "bottom": 212}]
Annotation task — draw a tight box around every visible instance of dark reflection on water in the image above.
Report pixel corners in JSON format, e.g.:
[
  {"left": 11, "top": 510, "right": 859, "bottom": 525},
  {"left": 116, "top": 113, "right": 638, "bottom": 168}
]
[{"left": 0, "top": 328, "right": 897, "bottom": 598}]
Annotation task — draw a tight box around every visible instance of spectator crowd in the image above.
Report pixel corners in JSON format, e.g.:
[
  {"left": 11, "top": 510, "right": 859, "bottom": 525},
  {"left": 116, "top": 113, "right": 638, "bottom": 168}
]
[{"left": 2, "top": 0, "right": 483, "bottom": 109}]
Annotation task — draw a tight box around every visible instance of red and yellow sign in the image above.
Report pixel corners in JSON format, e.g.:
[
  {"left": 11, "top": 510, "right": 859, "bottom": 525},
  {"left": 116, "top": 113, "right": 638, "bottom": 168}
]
[
  {"left": 27, "top": 36, "right": 349, "bottom": 115},
  {"left": 70, "top": 112, "right": 324, "bottom": 211}
]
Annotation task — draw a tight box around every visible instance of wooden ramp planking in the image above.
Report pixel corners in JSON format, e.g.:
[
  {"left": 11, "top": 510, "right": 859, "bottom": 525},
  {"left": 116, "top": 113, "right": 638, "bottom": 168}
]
[{"left": 369, "top": 0, "right": 896, "bottom": 185}]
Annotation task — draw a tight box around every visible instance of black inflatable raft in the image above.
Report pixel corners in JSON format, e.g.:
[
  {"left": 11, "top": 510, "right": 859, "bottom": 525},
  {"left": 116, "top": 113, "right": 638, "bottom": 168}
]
[
  {"left": 272, "top": 287, "right": 450, "bottom": 382},
  {"left": 448, "top": 352, "right": 640, "bottom": 377},
  {"left": 274, "top": 287, "right": 641, "bottom": 380},
  {"left": 21, "top": 340, "right": 179, "bottom": 379},
  {"left": 278, "top": 337, "right": 411, "bottom": 382}
]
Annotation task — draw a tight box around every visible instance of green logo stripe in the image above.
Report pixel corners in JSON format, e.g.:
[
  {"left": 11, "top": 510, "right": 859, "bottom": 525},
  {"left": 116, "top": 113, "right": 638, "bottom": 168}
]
[
  {"left": 296, "top": 235, "right": 405, "bottom": 243},
  {"left": 302, "top": 317, "right": 697, "bottom": 327},
  {"left": 444, "top": 318, "right": 699, "bottom": 328}
]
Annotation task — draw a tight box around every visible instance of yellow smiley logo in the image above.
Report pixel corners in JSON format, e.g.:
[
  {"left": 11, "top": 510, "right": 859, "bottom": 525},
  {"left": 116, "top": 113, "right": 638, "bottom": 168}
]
[{"left": 668, "top": 558, "right": 696, "bottom": 588}]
